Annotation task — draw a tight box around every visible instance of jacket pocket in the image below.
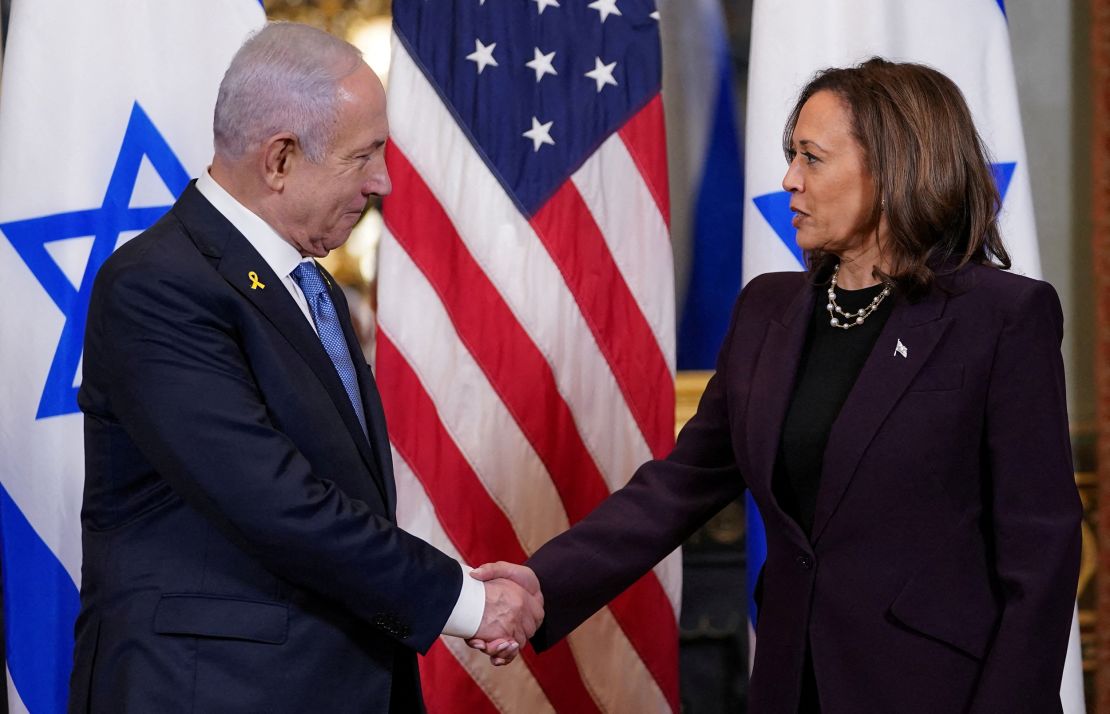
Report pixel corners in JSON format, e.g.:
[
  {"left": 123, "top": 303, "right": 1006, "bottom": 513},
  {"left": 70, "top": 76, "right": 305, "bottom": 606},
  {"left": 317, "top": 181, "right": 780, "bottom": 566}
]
[
  {"left": 153, "top": 593, "right": 288, "bottom": 644},
  {"left": 888, "top": 525, "right": 999, "bottom": 659}
]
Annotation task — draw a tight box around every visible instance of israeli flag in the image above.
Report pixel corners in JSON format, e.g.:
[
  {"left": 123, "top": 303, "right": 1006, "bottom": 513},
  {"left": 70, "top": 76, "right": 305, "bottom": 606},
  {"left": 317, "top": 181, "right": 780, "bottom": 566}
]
[
  {"left": 662, "top": 0, "right": 744, "bottom": 371},
  {"left": 0, "top": 2, "right": 263, "bottom": 711},
  {"left": 741, "top": 1, "right": 1083, "bottom": 710}
]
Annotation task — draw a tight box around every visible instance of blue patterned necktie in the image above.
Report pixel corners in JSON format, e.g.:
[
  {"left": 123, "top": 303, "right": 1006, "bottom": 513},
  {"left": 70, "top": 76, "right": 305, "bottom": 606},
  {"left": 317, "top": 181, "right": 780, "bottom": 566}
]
[{"left": 291, "top": 261, "right": 368, "bottom": 435}]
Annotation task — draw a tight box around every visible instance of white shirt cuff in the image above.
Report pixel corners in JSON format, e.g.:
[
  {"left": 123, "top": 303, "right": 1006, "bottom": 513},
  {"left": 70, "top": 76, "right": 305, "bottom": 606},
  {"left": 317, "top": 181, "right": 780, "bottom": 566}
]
[{"left": 441, "top": 561, "right": 485, "bottom": 638}]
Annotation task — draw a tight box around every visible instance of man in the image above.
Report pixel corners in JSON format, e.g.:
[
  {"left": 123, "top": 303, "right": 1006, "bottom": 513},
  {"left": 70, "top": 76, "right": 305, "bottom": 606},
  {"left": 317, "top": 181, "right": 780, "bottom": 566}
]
[{"left": 69, "top": 23, "right": 539, "bottom": 713}]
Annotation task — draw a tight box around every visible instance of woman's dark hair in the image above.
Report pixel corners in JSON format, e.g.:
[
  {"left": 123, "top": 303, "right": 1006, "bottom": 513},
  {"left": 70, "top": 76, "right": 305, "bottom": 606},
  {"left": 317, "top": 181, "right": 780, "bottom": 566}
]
[{"left": 783, "top": 57, "right": 1011, "bottom": 296}]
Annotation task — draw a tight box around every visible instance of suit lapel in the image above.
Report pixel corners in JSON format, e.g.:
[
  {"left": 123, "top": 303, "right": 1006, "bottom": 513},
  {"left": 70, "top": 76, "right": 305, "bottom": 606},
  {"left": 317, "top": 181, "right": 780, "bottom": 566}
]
[
  {"left": 360, "top": 369, "right": 396, "bottom": 516},
  {"left": 174, "top": 185, "right": 387, "bottom": 498},
  {"left": 745, "top": 278, "right": 813, "bottom": 498},
  {"left": 809, "top": 287, "right": 952, "bottom": 544}
]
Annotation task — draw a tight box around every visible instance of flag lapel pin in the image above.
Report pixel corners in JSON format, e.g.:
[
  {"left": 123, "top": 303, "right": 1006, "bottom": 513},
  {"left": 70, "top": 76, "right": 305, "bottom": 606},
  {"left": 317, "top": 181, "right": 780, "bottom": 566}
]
[{"left": 894, "top": 339, "right": 908, "bottom": 359}]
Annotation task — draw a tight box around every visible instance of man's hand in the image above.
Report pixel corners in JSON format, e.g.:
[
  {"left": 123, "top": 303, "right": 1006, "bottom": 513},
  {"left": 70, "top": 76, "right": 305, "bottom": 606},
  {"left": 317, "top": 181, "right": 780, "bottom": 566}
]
[
  {"left": 468, "top": 562, "right": 543, "bottom": 665},
  {"left": 472, "top": 561, "right": 541, "bottom": 598}
]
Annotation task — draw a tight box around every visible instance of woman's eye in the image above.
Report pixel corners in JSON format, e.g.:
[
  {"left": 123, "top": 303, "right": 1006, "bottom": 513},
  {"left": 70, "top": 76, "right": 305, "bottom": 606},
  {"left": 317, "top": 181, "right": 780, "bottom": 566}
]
[{"left": 785, "top": 149, "right": 818, "bottom": 166}]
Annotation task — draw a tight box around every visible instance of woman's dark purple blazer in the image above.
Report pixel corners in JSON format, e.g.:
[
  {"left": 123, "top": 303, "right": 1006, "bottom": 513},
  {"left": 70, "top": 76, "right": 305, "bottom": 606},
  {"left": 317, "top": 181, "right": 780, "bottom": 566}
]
[{"left": 527, "top": 263, "right": 1082, "bottom": 713}]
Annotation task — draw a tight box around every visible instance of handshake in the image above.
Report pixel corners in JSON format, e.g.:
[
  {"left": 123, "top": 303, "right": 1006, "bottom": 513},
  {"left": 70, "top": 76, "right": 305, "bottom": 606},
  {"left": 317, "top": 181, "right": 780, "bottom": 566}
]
[{"left": 468, "top": 561, "right": 543, "bottom": 666}]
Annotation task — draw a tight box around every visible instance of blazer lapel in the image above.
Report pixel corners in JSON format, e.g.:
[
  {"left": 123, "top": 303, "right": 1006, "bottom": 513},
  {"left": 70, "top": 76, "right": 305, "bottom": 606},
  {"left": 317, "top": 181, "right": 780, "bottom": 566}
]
[
  {"left": 175, "top": 185, "right": 387, "bottom": 497},
  {"left": 809, "top": 287, "right": 952, "bottom": 544},
  {"left": 745, "top": 278, "right": 813, "bottom": 498}
]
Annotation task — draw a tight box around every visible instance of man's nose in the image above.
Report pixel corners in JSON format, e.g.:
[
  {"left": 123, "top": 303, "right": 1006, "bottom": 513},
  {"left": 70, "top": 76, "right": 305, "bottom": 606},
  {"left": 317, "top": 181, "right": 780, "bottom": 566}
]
[{"left": 365, "top": 164, "right": 391, "bottom": 198}]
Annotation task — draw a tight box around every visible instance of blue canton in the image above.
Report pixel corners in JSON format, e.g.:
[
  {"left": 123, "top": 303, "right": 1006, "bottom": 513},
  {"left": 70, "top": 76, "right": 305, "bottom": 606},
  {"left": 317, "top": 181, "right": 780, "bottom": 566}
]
[
  {"left": 0, "top": 102, "right": 189, "bottom": 418},
  {"left": 755, "top": 162, "right": 1018, "bottom": 268},
  {"left": 392, "top": 0, "right": 662, "bottom": 216}
]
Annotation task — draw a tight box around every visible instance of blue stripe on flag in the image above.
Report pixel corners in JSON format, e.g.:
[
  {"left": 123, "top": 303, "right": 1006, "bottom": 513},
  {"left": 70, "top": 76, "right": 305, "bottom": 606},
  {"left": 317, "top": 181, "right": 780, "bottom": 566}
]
[
  {"left": 676, "top": 42, "right": 744, "bottom": 370},
  {"left": 745, "top": 490, "right": 766, "bottom": 626},
  {"left": 996, "top": 0, "right": 1007, "bottom": 18},
  {"left": 1, "top": 483, "right": 80, "bottom": 713}
]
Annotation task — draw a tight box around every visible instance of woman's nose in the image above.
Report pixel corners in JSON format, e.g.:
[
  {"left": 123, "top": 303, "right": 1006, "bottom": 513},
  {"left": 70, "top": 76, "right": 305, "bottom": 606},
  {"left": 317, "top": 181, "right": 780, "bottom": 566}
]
[{"left": 782, "top": 161, "right": 803, "bottom": 193}]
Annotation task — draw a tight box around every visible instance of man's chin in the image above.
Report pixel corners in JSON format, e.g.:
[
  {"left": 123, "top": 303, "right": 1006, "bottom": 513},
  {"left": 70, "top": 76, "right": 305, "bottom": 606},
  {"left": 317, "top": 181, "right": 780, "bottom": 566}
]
[
  {"left": 318, "top": 234, "right": 356, "bottom": 257},
  {"left": 294, "top": 229, "right": 355, "bottom": 258},
  {"left": 297, "top": 244, "right": 328, "bottom": 258}
]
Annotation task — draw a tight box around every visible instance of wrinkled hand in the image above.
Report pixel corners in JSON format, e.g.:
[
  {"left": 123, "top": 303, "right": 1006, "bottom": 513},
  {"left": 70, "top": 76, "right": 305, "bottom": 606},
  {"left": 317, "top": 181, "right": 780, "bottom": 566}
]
[{"left": 468, "top": 562, "right": 543, "bottom": 665}]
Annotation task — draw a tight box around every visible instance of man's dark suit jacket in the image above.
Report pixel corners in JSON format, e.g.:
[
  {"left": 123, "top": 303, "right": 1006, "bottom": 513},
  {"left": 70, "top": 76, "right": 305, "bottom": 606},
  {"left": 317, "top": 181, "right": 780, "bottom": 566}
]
[
  {"left": 528, "top": 264, "right": 1082, "bottom": 713},
  {"left": 68, "top": 183, "right": 460, "bottom": 713}
]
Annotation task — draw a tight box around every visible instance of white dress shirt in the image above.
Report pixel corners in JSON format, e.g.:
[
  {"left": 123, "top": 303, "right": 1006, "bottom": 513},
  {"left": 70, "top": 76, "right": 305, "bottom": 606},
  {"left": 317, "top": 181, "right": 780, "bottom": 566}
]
[{"left": 195, "top": 170, "right": 485, "bottom": 638}]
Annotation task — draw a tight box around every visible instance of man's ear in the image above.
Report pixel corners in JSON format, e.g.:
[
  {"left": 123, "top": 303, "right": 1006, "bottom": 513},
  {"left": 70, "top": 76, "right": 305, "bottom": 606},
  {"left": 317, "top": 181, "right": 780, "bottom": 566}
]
[{"left": 261, "top": 132, "right": 298, "bottom": 191}]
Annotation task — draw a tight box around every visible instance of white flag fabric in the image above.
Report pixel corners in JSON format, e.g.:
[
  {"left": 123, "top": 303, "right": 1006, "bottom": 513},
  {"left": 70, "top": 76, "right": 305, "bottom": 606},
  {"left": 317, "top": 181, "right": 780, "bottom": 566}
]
[
  {"left": 0, "top": 2, "right": 263, "bottom": 711},
  {"left": 740, "top": 1, "right": 1083, "bottom": 710}
]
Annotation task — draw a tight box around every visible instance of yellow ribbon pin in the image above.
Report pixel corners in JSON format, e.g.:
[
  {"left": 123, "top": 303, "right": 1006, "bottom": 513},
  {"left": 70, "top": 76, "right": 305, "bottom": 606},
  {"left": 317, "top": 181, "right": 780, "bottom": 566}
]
[{"left": 248, "top": 271, "right": 266, "bottom": 290}]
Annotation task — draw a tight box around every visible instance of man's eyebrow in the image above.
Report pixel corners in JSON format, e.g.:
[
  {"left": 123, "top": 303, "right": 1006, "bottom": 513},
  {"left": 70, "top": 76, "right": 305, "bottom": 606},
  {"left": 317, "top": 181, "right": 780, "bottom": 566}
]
[{"left": 352, "top": 139, "right": 387, "bottom": 154}]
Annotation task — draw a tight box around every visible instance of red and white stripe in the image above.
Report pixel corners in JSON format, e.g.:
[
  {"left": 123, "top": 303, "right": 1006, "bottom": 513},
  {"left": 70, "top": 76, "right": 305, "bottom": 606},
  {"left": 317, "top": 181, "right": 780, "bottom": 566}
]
[{"left": 378, "top": 36, "right": 679, "bottom": 713}]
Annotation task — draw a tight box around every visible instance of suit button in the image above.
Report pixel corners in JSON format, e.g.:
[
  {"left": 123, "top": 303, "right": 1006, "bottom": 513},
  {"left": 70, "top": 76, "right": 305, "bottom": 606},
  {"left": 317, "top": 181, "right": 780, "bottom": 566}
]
[{"left": 796, "top": 554, "right": 813, "bottom": 570}]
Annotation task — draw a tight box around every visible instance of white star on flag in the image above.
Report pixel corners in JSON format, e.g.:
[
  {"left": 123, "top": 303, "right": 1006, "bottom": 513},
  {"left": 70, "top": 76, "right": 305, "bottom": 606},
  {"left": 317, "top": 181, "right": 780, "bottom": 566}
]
[
  {"left": 587, "top": 0, "right": 622, "bottom": 23},
  {"left": 533, "top": 0, "right": 560, "bottom": 14},
  {"left": 650, "top": 10, "right": 660, "bottom": 20},
  {"left": 526, "top": 47, "right": 558, "bottom": 82},
  {"left": 585, "top": 56, "right": 618, "bottom": 92},
  {"left": 522, "top": 116, "right": 555, "bottom": 152},
  {"left": 466, "top": 38, "right": 499, "bottom": 74}
]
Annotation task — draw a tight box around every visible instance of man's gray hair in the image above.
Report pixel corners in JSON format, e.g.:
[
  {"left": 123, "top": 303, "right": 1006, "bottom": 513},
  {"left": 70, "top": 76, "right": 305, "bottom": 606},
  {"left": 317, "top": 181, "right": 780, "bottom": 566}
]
[{"left": 213, "top": 22, "right": 364, "bottom": 163}]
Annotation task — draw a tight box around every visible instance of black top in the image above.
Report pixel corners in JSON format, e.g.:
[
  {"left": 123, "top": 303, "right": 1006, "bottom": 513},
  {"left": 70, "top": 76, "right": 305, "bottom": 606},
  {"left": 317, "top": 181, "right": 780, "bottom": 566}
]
[
  {"left": 773, "top": 280, "right": 894, "bottom": 538},
  {"left": 773, "top": 279, "right": 895, "bottom": 713}
]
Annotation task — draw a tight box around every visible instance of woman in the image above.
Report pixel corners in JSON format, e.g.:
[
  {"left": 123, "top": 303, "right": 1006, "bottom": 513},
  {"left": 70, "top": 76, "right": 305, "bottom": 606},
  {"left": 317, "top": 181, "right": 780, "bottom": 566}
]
[{"left": 475, "top": 58, "right": 1082, "bottom": 713}]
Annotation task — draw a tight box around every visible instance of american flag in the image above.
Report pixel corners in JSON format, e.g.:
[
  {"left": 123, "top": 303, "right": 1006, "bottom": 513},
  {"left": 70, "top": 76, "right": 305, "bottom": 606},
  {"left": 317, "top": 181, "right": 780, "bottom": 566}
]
[{"left": 377, "top": 0, "right": 679, "bottom": 711}]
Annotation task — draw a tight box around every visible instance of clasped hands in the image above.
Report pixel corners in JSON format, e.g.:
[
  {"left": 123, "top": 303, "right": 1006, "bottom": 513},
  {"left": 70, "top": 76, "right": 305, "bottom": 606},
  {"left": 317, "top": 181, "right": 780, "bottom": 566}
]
[{"left": 468, "top": 561, "right": 542, "bottom": 666}]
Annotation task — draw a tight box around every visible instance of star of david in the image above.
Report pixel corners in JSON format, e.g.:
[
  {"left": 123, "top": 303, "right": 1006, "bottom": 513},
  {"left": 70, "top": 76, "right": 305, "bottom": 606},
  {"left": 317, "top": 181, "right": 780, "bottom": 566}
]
[
  {"left": 753, "top": 161, "right": 1017, "bottom": 268},
  {"left": 0, "top": 101, "right": 189, "bottom": 419}
]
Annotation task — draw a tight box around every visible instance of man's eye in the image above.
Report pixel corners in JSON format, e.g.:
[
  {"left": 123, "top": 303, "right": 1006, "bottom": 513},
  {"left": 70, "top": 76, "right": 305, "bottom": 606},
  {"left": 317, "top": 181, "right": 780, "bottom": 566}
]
[{"left": 803, "top": 152, "right": 818, "bottom": 164}]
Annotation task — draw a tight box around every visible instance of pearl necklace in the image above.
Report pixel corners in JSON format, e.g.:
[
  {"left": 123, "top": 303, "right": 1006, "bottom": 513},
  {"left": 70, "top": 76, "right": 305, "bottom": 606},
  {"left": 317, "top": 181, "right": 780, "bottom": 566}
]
[{"left": 826, "top": 264, "right": 892, "bottom": 330}]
